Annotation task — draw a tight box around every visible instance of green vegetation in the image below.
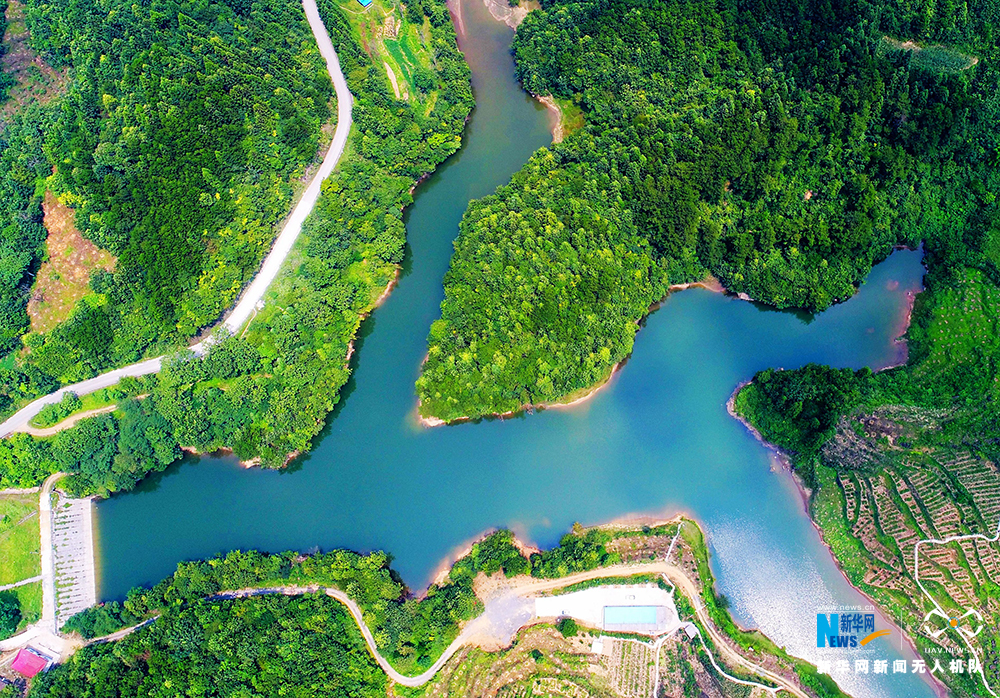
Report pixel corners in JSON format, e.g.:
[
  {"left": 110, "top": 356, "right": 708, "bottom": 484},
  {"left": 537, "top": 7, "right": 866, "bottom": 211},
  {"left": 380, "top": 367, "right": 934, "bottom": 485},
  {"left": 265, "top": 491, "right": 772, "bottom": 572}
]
[
  {"left": 9, "top": 580, "right": 42, "bottom": 631},
  {"left": 64, "top": 544, "right": 483, "bottom": 675},
  {"left": 2, "top": 0, "right": 333, "bottom": 381},
  {"left": 451, "top": 528, "right": 530, "bottom": 578},
  {"left": 0, "top": 393, "right": 179, "bottom": 496},
  {"left": 555, "top": 616, "right": 578, "bottom": 636},
  {"left": 0, "top": 1, "right": 8, "bottom": 97},
  {"left": 33, "top": 594, "right": 386, "bottom": 698},
  {"left": 117, "top": 0, "right": 471, "bottom": 467},
  {"left": 735, "top": 267, "right": 1000, "bottom": 488},
  {"left": 0, "top": 0, "right": 472, "bottom": 486},
  {"left": 49, "top": 522, "right": 842, "bottom": 697},
  {"left": 419, "top": 0, "right": 1000, "bottom": 421},
  {"left": 547, "top": 573, "right": 661, "bottom": 595},
  {"left": 417, "top": 150, "right": 673, "bottom": 420},
  {"left": 0, "top": 592, "right": 19, "bottom": 639},
  {"left": 0, "top": 106, "right": 51, "bottom": 365},
  {"left": 733, "top": 167, "right": 1000, "bottom": 698},
  {"left": 0, "top": 494, "right": 40, "bottom": 584},
  {"left": 31, "top": 391, "right": 81, "bottom": 428},
  {"left": 529, "top": 526, "right": 618, "bottom": 577},
  {"left": 348, "top": 0, "right": 442, "bottom": 102},
  {"left": 0, "top": 0, "right": 336, "bottom": 413}
]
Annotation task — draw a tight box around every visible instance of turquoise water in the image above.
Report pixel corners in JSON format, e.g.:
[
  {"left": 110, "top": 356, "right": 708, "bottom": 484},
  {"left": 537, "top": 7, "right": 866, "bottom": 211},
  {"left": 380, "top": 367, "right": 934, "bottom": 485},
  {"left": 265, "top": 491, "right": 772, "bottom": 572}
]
[
  {"left": 604, "top": 606, "right": 659, "bottom": 625},
  {"left": 94, "top": 0, "right": 936, "bottom": 695}
]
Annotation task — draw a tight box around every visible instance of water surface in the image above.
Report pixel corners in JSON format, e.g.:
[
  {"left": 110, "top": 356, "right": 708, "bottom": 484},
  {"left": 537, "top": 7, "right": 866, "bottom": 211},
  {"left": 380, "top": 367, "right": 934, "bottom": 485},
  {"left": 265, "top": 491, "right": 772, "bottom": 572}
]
[{"left": 96, "top": 2, "right": 934, "bottom": 695}]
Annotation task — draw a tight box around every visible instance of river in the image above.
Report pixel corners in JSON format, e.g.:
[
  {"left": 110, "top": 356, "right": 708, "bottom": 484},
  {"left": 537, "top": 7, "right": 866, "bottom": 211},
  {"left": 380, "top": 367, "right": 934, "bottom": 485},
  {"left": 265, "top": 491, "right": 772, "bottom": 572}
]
[{"left": 94, "top": 0, "right": 935, "bottom": 695}]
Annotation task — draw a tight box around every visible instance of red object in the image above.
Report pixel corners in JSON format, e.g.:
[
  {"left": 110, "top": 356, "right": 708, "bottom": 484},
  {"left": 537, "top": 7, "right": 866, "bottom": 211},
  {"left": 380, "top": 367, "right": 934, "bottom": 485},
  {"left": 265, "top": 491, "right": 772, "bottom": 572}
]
[{"left": 11, "top": 648, "right": 51, "bottom": 678}]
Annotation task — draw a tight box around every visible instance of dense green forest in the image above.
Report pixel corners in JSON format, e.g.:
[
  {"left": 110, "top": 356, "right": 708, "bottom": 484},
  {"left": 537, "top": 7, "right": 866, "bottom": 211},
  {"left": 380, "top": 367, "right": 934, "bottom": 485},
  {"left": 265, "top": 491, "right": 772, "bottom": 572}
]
[
  {"left": 44, "top": 528, "right": 613, "bottom": 680},
  {"left": 735, "top": 265, "right": 1000, "bottom": 487},
  {"left": 35, "top": 524, "right": 843, "bottom": 697},
  {"left": 54, "top": 528, "right": 618, "bottom": 663},
  {"left": 33, "top": 594, "right": 387, "bottom": 698},
  {"left": 22, "top": 0, "right": 331, "bottom": 368},
  {"left": 0, "top": 0, "right": 334, "bottom": 417},
  {"left": 60, "top": 547, "right": 482, "bottom": 675},
  {"left": 0, "top": 0, "right": 472, "bottom": 481},
  {"left": 0, "top": 0, "right": 13, "bottom": 100},
  {"left": 0, "top": 107, "right": 52, "bottom": 362},
  {"left": 418, "top": 0, "right": 1000, "bottom": 421}
]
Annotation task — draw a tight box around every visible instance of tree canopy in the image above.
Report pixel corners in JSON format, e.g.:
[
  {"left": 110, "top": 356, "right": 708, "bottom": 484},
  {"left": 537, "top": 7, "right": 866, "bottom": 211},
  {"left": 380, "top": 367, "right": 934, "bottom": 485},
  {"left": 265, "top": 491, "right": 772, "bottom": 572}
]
[{"left": 418, "top": 0, "right": 1000, "bottom": 421}]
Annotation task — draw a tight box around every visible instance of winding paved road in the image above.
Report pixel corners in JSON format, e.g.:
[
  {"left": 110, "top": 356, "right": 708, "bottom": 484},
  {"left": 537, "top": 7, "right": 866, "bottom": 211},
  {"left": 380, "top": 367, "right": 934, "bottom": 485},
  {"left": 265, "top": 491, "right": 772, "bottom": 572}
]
[
  {"left": 0, "top": 0, "right": 353, "bottom": 439},
  {"left": 79, "top": 562, "right": 810, "bottom": 694}
]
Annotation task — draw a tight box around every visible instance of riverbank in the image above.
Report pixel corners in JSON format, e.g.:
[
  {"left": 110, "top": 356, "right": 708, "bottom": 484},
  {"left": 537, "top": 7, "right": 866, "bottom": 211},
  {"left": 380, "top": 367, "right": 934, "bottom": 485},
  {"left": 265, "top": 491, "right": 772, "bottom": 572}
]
[
  {"left": 726, "top": 377, "right": 951, "bottom": 698},
  {"left": 34, "top": 518, "right": 819, "bottom": 697},
  {"left": 480, "top": 0, "right": 534, "bottom": 28},
  {"left": 418, "top": 276, "right": 727, "bottom": 427},
  {"left": 429, "top": 527, "right": 542, "bottom": 588},
  {"left": 726, "top": 399, "right": 949, "bottom": 697},
  {"left": 535, "top": 94, "right": 564, "bottom": 143}
]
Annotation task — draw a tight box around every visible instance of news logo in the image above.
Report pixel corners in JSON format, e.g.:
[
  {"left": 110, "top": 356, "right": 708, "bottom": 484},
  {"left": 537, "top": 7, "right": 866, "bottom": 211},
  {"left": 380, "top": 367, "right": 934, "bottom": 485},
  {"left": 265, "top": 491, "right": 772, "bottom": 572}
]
[{"left": 817, "top": 613, "right": 890, "bottom": 648}]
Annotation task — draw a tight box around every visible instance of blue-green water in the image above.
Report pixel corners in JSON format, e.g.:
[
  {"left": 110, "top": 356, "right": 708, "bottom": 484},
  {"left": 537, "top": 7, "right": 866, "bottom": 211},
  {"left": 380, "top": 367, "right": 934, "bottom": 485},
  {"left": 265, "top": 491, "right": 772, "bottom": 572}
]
[
  {"left": 95, "top": 1, "right": 936, "bottom": 695},
  {"left": 604, "top": 606, "right": 659, "bottom": 625}
]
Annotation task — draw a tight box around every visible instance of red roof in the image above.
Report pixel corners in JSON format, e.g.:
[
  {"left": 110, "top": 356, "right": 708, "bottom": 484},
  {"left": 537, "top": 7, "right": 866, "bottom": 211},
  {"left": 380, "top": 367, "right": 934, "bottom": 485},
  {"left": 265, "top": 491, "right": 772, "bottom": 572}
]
[{"left": 12, "top": 648, "right": 52, "bottom": 678}]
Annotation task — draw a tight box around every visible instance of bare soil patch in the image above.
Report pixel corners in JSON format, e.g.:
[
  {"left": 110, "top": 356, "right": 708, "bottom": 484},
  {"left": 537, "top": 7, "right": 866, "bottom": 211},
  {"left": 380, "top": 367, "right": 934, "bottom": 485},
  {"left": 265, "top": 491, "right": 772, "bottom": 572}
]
[{"left": 27, "top": 192, "right": 116, "bottom": 334}]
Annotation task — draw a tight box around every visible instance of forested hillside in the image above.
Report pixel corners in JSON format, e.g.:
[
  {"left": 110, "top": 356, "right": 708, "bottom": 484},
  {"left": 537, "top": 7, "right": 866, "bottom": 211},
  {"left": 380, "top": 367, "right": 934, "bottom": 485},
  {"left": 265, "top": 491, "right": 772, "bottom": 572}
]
[
  {"left": 418, "top": 0, "right": 1000, "bottom": 422},
  {"left": 0, "top": 0, "right": 472, "bottom": 487},
  {"left": 0, "top": 0, "right": 334, "bottom": 417},
  {"left": 33, "top": 594, "right": 387, "bottom": 697},
  {"left": 28, "top": 524, "right": 842, "bottom": 698}
]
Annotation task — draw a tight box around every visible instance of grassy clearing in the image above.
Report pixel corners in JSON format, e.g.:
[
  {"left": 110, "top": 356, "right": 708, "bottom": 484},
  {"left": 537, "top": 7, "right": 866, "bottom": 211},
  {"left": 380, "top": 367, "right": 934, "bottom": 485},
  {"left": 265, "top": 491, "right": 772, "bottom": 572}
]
[
  {"left": 0, "top": 494, "right": 41, "bottom": 584},
  {"left": 912, "top": 268, "right": 1000, "bottom": 382},
  {"left": 555, "top": 97, "right": 584, "bottom": 137},
  {"left": 337, "top": 0, "right": 435, "bottom": 104},
  {"left": 878, "top": 36, "right": 978, "bottom": 73},
  {"left": 29, "top": 387, "right": 120, "bottom": 428},
  {"left": 0, "top": 0, "right": 69, "bottom": 123},
  {"left": 8, "top": 580, "right": 42, "bottom": 631}
]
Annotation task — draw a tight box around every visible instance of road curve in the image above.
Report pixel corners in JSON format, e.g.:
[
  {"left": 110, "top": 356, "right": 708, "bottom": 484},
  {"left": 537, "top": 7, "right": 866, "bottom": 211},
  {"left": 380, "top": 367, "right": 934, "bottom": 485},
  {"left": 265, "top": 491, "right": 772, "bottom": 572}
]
[
  {"left": 0, "top": 0, "right": 353, "bottom": 439},
  {"left": 82, "top": 563, "right": 810, "bottom": 694},
  {"left": 89, "top": 585, "right": 463, "bottom": 688}
]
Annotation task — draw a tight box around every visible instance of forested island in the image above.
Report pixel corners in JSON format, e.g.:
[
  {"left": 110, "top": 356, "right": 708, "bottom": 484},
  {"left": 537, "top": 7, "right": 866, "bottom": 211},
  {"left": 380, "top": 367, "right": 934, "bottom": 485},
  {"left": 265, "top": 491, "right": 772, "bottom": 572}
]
[
  {"left": 0, "top": 0, "right": 473, "bottom": 492},
  {"left": 417, "top": 0, "right": 997, "bottom": 423}
]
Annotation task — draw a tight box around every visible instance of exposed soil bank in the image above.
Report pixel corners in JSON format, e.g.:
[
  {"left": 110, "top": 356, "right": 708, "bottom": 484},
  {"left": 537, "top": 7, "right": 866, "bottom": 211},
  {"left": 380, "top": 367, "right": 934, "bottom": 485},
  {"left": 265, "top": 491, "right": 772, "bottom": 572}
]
[
  {"left": 481, "top": 0, "right": 531, "bottom": 29},
  {"left": 535, "top": 94, "right": 563, "bottom": 143}
]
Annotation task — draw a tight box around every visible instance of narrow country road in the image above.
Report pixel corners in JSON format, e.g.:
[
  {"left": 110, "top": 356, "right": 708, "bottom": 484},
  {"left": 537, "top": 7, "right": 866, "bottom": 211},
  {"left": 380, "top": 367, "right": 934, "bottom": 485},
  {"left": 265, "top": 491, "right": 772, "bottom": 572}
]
[
  {"left": 0, "top": 0, "right": 353, "bottom": 439},
  {"left": 17, "top": 406, "right": 117, "bottom": 437},
  {"left": 81, "top": 562, "right": 809, "bottom": 695}
]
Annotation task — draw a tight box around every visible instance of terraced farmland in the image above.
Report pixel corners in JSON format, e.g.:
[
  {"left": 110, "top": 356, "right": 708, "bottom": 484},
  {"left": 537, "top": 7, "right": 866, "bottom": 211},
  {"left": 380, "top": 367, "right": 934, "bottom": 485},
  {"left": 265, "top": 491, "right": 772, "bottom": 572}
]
[{"left": 815, "top": 404, "right": 1000, "bottom": 695}]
